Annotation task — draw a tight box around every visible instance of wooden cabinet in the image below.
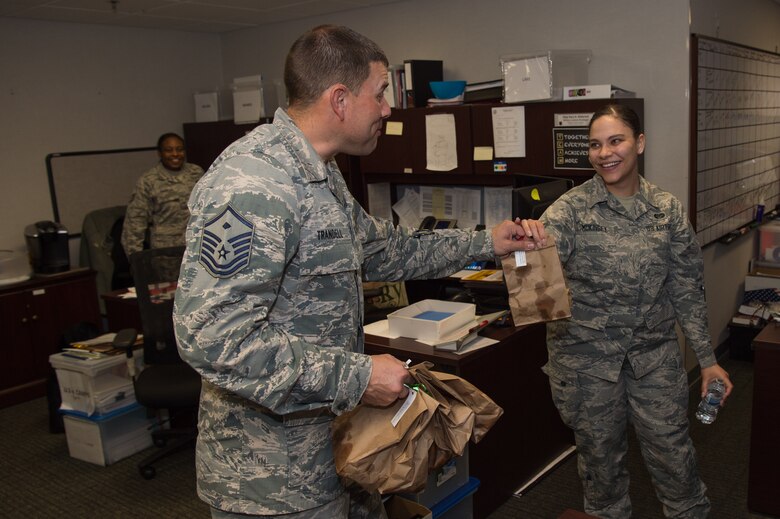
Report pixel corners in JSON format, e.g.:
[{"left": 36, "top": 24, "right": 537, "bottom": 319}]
[
  {"left": 748, "top": 323, "right": 780, "bottom": 515},
  {"left": 183, "top": 119, "right": 270, "bottom": 171},
  {"left": 355, "top": 99, "right": 643, "bottom": 219},
  {"left": 0, "top": 269, "right": 101, "bottom": 408}
]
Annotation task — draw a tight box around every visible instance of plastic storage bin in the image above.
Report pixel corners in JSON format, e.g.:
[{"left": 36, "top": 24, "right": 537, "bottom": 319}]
[
  {"left": 388, "top": 300, "right": 475, "bottom": 341},
  {"left": 61, "top": 403, "right": 154, "bottom": 466},
  {"left": 430, "top": 477, "right": 480, "bottom": 519},
  {"left": 402, "top": 448, "right": 469, "bottom": 509}
]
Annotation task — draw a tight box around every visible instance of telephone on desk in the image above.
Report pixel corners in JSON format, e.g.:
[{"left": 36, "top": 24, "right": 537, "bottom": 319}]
[{"left": 418, "top": 215, "right": 458, "bottom": 231}]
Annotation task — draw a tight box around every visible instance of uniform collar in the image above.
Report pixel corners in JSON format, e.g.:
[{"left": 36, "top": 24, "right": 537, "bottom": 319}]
[
  {"left": 273, "top": 107, "right": 331, "bottom": 184},
  {"left": 586, "top": 174, "right": 660, "bottom": 214}
]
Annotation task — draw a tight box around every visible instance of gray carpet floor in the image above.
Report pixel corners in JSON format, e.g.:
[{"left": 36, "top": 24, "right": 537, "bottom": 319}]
[
  {"left": 0, "top": 356, "right": 771, "bottom": 518},
  {"left": 489, "top": 357, "right": 772, "bottom": 519}
]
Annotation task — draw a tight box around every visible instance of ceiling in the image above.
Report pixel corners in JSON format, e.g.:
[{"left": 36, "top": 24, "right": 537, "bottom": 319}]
[{"left": 0, "top": 0, "right": 402, "bottom": 33}]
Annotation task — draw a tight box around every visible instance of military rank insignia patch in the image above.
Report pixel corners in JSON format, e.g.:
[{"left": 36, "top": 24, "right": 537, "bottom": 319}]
[{"left": 199, "top": 205, "right": 253, "bottom": 278}]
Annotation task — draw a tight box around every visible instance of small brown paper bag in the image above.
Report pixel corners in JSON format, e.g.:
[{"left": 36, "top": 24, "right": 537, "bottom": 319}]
[
  {"left": 501, "top": 237, "right": 571, "bottom": 326},
  {"left": 332, "top": 363, "right": 503, "bottom": 494}
]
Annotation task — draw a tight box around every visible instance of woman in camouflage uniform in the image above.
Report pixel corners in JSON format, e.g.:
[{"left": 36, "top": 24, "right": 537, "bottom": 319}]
[{"left": 540, "top": 104, "right": 733, "bottom": 519}]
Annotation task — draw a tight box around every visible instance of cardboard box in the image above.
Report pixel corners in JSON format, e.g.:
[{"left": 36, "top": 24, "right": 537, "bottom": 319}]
[
  {"left": 501, "top": 50, "right": 591, "bottom": 103},
  {"left": 50, "top": 351, "right": 142, "bottom": 416},
  {"left": 62, "top": 403, "right": 154, "bottom": 466},
  {"left": 194, "top": 92, "right": 219, "bottom": 122},
  {"left": 388, "top": 299, "right": 475, "bottom": 341},
  {"left": 384, "top": 496, "right": 432, "bottom": 519},
  {"left": 232, "top": 75, "right": 264, "bottom": 124}
]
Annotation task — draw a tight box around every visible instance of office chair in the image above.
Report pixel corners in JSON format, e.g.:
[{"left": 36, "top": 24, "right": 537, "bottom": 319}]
[
  {"left": 78, "top": 205, "right": 133, "bottom": 313},
  {"left": 125, "top": 246, "right": 201, "bottom": 479}
]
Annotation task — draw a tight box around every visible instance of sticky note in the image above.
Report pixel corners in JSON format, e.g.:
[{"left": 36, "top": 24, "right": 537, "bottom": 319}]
[
  {"left": 386, "top": 121, "right": 403, "bottom": 135},
  {"left": 473, "top": 146, "right": 494, "bottom": 161}
]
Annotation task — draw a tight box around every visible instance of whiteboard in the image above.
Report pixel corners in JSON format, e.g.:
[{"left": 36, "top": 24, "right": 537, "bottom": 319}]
[
  {"left": 46, "top": 147, "right": 158, "bottom": 235},
  {"left": 691, "top": 35, "right": 780, "bottom": 246}
]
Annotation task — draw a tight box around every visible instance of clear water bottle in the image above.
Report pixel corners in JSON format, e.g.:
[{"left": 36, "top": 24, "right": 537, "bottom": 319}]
[{"left": 696, "top": 378, "right": 725, "bottom": 424}]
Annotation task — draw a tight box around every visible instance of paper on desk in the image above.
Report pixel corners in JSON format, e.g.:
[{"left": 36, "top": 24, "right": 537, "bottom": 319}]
[
  {"left": 363, "top": 319, "right": 402, "bottom": 338},
  {"left": 452, "top": 335, "right": 498, "bottom": 355},
  {"left": 120, "top": 287, "right": 137, "bottom": 299}
]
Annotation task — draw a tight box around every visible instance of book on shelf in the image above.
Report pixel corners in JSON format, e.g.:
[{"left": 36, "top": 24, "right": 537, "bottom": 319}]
[
  {"left": 384, "top": 65, "right": 406, "bottom": 109},
  {"left": 464, "top": 79, "right": 503, "bottom": 103},
  {"left": 403, "top": 59, "right": 443, "bottom": 108},
  {"left": 562, "top": 84, "right": 635, "bottom": 101}
]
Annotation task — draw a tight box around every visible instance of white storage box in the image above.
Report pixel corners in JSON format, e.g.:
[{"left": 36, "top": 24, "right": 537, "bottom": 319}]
[
  {"left": 232, "top": 75, "right": 265, "bottom": 123},
  {"left": 194, "top": 91, "right": 219, "bottom": 122},
  {"left": 62, "top": 403, "right": 154, "bottom": 466},
  {"left": 501, "top": 50, "right": 591, "bottom": 103},
  {"left": 388, "top": 299, "right": 475, "bottom": 341},
  {"left": 50, "top": 350, "right": 142, "bottom": 416}
]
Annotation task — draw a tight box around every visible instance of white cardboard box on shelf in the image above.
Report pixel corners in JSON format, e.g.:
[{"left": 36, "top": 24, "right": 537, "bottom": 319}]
[
  {"left": 62, "top": 403, "right": 154, "bottom": 466},
  {"left": 50, "top": 350, "right": 142, "bottom": 416},
  {"left": 501, "top": 50, "right": 591, "bottom": 103},
  {"left": 388, "top": 299, "right": 475, "bottom": 341}
]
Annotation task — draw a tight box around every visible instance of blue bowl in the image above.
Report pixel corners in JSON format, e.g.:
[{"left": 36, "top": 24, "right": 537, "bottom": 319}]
[{"left": 429, "top": 80, "right": 466, "bottom": 99}]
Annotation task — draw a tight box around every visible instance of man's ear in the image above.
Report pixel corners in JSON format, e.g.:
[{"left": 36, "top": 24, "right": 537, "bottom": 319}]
[{"left": 329, "top": 84, "right": 349, "bottom": 121}]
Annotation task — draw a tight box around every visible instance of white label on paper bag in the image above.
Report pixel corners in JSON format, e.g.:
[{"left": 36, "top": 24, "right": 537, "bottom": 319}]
[
  {"left": 515, "top": 250, "right": 527, "bottom": 267},
  {"left": 391, "top": 389, "right": 417, "bottom": 427}
]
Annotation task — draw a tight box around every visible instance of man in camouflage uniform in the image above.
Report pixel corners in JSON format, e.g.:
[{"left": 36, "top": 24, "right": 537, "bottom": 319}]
[
  {"left": 121, "top": 132, "right": 204, "bottom": 257},
  {"left": 173, "top": 25, "right": 545, "bottom": 518},
  {"left": 540, "top": 104, "right": 732, "bottom": 518}
]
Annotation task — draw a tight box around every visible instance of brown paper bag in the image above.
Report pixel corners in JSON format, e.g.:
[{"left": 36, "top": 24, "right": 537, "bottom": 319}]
[
  {"left": 332, "top": 363, "right": 503, "bottom": 494},
  {"left": 501, "top": 237, "right": 571, "bottom": 326}
]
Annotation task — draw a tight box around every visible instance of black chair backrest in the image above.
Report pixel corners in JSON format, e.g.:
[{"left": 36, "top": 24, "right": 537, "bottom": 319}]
[
  {"left": 129, "top": 246, "right": 185, "bottom": 365},
  {"left": 109, "top": 216, "right": 133, "bottom": 290}
]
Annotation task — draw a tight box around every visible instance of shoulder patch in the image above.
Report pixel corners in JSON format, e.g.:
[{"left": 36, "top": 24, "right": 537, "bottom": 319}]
[{"left": 199, "top": 205, "right": 253, "bottom": 278}]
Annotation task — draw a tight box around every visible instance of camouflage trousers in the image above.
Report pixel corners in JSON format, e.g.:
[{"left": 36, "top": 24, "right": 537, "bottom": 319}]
[
  {"left": 548, "top": 355, "right": 710, "bottom": 518},
  {"left": 209, "top": 487, "right": 386, "bottom": 518}
]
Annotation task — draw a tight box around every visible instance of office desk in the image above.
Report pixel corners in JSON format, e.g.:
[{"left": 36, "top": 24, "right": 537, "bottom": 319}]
[
  {"left": 101, "top": 289, "right": 142, "bottom": 333},
  {"left": 365, "top": 321, "right": 573, "bottom": 519},
  {"left": 748, "top": 322, "right": 780, "bottom": 515}
]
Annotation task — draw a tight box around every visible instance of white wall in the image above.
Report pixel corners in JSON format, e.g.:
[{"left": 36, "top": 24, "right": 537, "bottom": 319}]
[
  {"left": 691, "top": 0, "right": 780, "bottom": 351},
  {"left": 221, "top": 0, "right": 691, "bottom": 198},
  {"left": 0, "top": 18, "right": 222, "bottom": 256}
]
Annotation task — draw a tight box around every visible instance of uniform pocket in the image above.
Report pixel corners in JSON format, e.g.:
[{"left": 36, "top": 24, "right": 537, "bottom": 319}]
[{"left": 547, "top": 369, "right": 582, "bottom": 430}]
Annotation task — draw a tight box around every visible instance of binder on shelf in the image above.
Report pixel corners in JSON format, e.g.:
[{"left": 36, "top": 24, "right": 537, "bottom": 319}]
[
  {"left": 403, "top": 60, "right": 443, "bottom": 108},
  {"left": 464, "top": 79, "right": 503, "bottom": 103},
  {"left": 384, "top": 65, "right": 406, "bottom": 109}
]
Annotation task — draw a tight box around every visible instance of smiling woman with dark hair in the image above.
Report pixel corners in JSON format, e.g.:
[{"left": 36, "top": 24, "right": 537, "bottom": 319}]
[
  {"left": 539, "top": 104, "right": 733, "bottom": 519},
  {"left": 121, "top": 132, "right": 204, "bottom": 257}
]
